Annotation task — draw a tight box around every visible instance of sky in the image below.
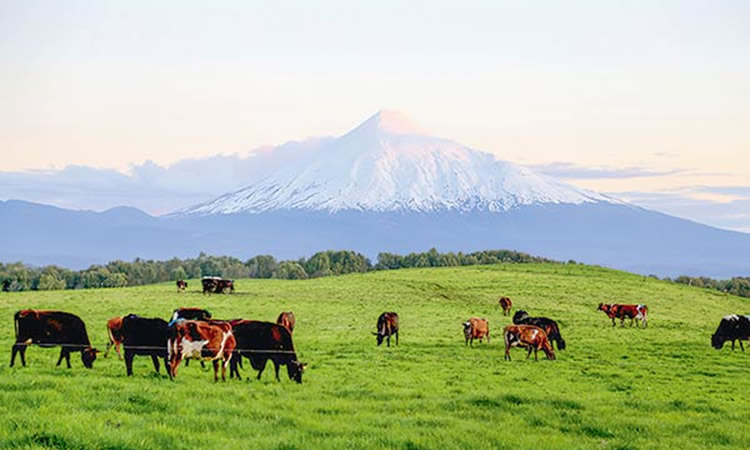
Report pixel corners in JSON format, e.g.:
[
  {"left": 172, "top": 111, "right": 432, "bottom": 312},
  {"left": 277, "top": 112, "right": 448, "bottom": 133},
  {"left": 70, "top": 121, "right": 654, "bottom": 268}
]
[{"left": 1, "top": 1, "right": 749, "bottom": 230}]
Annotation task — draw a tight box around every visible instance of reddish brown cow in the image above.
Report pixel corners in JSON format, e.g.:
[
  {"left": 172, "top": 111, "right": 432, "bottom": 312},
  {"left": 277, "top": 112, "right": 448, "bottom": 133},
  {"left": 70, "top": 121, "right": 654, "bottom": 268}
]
[
  {"left": 503, "top": 324, "right": 555, "bottom": 361},
  {"left": 498, "top": 297, "right": 513, "bottom": 316},
  {"left": 462, "top": 317, "right": 490, "bottom": 346},
  {"left": 276, "top": 311, "right": 296, "bottom": 333},
  {"left": 104, "top": 316, "right": 125, "bottom": 360},
  {"left": 176, "top": 280, "right": 188, "bottom": 293},
  {"left": 598, "top": 303, "right": 648, "bottom": 328},
  {"left": 168, "top": 320, "right": 236, "bottom": 381},
  {"left": 373, "top": 312, "right": 399, "bottom": 347}
]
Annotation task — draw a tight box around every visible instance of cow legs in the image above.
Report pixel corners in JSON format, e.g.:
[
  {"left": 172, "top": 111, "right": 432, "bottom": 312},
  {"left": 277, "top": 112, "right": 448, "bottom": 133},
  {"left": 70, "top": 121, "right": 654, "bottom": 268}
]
[
  {"left": 256, "top": 360, "right": 267, "bottom": 380},
  {"left": 151, "top": 354, "right": 160, "bottom": 374},
  {"left": 526, "top": 347, "right": 532, "bottom": 359},
  {"left": 487, "top": 331, "right": 490, "bottom": 344},
  {"left": 395, "top": 331, "right": 399, "bottom": 346},
  {"left": 114, "top": 343, "right": 123, "bottom": 360},
  {"left": 11, "top": 342, "right": 28, "bottom": 367},
  {"left": 212, "top": 359, "right": 219, "bottom": 382},
  {"left": 504, "top": 346, "right": 512, "bottom": 361},
  {"left": 56, "top": 348, "right": 66, "bottom": 367},
  {"left": 65, "top": 350, "right": 72, "bottom": 368},
  {"left": 273, "top": 360, "right": 281, "bottom": 381},
  {"left": 741, "top": 341, "right": 745, "bottom": 352},
  {"left": 229, "top": 354, "right": 242, "bottom": 380},
  {"left": 731, "top": 340, "right": 736, "bottom": 350},
  {"left": 611, "top": 318, "right": 616, "bottom": 327}
]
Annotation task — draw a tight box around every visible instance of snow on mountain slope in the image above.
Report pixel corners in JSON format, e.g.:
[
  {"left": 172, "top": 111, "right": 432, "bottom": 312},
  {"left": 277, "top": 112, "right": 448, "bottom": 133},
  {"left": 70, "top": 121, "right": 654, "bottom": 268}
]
[{"left": 180, "top": 110, "right": 620, "bottom": 215}]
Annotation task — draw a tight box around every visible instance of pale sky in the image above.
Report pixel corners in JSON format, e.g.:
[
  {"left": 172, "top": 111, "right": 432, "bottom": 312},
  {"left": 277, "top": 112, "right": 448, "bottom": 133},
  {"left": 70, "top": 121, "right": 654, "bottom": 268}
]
[{"left": 1, "top": 1, "right": 749, "bottom": 230}]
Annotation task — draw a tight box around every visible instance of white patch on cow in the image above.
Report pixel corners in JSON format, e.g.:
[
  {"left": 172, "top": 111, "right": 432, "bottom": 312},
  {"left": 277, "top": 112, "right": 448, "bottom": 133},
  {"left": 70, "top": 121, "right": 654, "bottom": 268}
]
[
  {"left": 24, "top": 338, "right": 33, "bottom": 345},
  {"left": 180, "top": 337, "right": 209, "bottom": 360},
  {"left": 724, "top": 314, "right": 739, "bottom": 321}
]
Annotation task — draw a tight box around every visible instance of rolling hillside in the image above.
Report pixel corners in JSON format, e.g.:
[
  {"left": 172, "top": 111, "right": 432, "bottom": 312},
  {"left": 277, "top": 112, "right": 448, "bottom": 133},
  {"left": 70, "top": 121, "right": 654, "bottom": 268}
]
[{"left": 0, "top": 264, "right": 749, "bottom": 449}]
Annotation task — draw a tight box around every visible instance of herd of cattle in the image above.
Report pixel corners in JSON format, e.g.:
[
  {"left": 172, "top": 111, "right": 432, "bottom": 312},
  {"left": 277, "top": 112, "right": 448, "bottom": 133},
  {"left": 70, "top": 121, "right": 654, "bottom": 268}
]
[{"left": 6, "top": 294, "right": 750, "bottom": 382}]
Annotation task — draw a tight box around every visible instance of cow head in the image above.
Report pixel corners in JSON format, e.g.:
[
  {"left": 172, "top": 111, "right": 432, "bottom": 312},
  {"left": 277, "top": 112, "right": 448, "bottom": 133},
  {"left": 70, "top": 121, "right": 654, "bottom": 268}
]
[
  {"left": 462, "top": 321, "right": 472, "bottom": 338},
  {"left": 711, "top": 332, "right": 725, "bottom": 349},
  {"left": 597, "top": 303, "right": 608, "bottom": 312},
  {"left": 512, "top": 310, "right": 529, "bottom": 324},
  {"left": 287, "top": 360, "right": 307, "bottom": 383},
  {"left": 81, "top": 347, "right": 98, "bottom": 368}
]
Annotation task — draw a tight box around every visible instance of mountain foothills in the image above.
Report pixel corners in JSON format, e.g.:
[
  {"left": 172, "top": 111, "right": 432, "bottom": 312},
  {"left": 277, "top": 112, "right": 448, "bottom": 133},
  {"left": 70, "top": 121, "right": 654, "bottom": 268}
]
[{"left": 1, "top": 110, "right": 749, "bottom": 277}]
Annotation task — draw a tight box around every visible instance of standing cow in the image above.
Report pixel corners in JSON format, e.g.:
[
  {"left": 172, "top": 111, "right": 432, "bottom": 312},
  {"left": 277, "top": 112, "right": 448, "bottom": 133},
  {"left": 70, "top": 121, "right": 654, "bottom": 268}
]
[
  {"left": 168, "top": 320, "right": 236, "bottom": 381},
  {"left": 598, "top": 303, "right": 649, "bottom": 328},
  {"left": 202, "top": 277, "right": 234, "bottom": 294},
  {"left": 463, "top": 317, "right": 490, "bottom": 346},
  {"left": 176, "top": 280, "right": 188, "bottom": 293},
  {"left": 104, "top": 316, "right": 125, "bottom": 359},
  {"left": 276, "top": 311, "right": 296, "bottom": 333},
  {"left": 229, "top": 320, "right": 306, "bottom": 383},
  {"left": 513, "top": 310, "right": 566, "bottom": 350},
  {"left": 711, "top": 315, "right": 750, "bottom": 351},
  {"left": 503, "top": 324, "right": 556, "bottom": 361},
  {"left": 373, "top": 312, "right": 399, "bottom": 347},
  {"left": 121, "top": 314, "right": 171, "bottom": 377},
  {"left": 498, "top": 297, "right": 513, "bottom": 316},
  {"left": 11, "top": 310, "right": 98, "bottom": 369}
]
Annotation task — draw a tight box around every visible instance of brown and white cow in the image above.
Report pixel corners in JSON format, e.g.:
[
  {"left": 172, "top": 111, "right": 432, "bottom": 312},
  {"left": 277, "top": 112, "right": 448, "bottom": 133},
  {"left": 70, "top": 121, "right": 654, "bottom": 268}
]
[
  {"left": 104, "top": 316, "right": 125, "bottom": 359},
  {"left": 373, "top": 312, "right": 399, "bottom": 347},
  {"left": 462, "top": 317, "right": 490, "bottom": 346},
  {"left": 598, "top": 303, "right": 648, "bottom": 328},
  {"left": 503, "top": 324, "right": 555, "bottom": 361},
  {"left": 168, "top": 320, "right": 236, "bottom": 381},
  {"left": 276, "top": 311, "right": 296, "bottom": 333},
  {"left": 11, "top": 310, "right": 99, "bottom": 369},
  {"left": 498, "top": 297, "right": 513, "bottom": 316}
]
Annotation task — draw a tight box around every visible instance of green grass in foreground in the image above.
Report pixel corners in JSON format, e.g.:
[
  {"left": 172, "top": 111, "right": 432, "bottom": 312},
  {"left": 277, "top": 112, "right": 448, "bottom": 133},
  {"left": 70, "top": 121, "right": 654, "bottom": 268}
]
[{"left": 0, "top": 263, "right": 749, "bottom": 449}]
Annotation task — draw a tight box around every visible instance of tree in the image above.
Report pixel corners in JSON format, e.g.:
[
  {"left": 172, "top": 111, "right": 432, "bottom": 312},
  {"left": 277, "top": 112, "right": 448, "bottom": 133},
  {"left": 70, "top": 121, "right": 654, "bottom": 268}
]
[{"left": 273, "top": 262, "right": 308, "bottom": 280}]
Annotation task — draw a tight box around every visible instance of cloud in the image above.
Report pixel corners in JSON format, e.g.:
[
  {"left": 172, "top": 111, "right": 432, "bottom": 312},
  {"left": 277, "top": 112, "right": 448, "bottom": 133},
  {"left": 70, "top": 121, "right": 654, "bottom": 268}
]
[{"left": 531, "top": 162, "right": 682, "bottom": 180}]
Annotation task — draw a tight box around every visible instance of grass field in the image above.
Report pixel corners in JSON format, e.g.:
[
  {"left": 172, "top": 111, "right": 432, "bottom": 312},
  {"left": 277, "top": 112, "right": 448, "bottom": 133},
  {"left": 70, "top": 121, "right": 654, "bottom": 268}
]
[{"left": 0, "top": 263, "right": 749, "bottom": 449}]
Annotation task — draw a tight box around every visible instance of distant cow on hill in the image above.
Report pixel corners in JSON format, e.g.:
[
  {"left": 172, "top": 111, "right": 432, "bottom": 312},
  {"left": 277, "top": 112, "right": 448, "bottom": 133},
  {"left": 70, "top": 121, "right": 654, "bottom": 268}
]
[
  {"left": 202, "top": 277, "right": 234, "bottom": 294},
  {"left": 598, "top": 303, "right": 648, "bottom": 328},
  {"left": 168, "top": 320, "right": 236, "bottom": 381},
  {"left": 503, "top": 324, "right": 555, "bottom": 361},
  {"left": 498, "top": 297, "right": 512, "bottom": 316},
  {"left": 276, "top": 311, "right": 296, "bottom": 333},
  {"left": 711, "top": 315, "right": 750, "bottom": 351},
  {"left": 463, "top": 317, "right": 490, "bottom": 346},
  {"left": 104, "top": 316, "right": 125, "bottom": 359},
  {"left": 373, "top": 312, "right": 399, "bottom": 347},
  {"left": 2, "top": 280, "right": 10, "bottom": 292},
  {"left": 11, "top": 310, "right": 98, "bottom": 369},
  {"left": 121, "top": 314, "right": 171, "bottom": 377},
  {"left": 513, "top": 310, "right": 566, "bottom": 350},
  {"left": 229, "top": 320, "right": 306, "bottom": 383},
  {"left": 176, "top": 280, "right": 188, "bottom": 292}
]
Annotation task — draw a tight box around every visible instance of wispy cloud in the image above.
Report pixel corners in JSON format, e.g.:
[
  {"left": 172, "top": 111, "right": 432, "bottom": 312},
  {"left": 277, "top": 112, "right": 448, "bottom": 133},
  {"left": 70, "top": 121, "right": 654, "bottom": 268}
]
[{"left": 531, "top": 162, "right": 682, "bottom": 180}]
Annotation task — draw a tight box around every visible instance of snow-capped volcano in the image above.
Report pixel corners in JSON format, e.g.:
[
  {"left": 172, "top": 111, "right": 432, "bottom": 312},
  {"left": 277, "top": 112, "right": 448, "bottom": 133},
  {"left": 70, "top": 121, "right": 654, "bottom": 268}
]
[{"left": 180, "top": 110, "right": 618, "bottom": 216}]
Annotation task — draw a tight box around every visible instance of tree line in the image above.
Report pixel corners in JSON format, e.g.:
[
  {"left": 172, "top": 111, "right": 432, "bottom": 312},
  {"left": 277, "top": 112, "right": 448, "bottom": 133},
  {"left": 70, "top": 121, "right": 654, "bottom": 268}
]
[{"left": 0, "top": 249, "right": 552, "bottom": 291}]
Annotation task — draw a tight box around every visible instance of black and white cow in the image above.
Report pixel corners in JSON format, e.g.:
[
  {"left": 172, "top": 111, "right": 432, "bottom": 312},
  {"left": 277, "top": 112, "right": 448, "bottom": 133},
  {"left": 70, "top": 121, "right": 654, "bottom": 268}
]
[{"left": 711, "top": 315, "right": 750, "bottom": 351}]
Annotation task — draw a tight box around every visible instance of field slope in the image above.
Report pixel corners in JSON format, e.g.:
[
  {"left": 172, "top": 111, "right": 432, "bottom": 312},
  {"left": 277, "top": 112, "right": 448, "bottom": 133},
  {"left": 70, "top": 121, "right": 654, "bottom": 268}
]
[{"left": 0, "top": 263, "right": 749, "bottom": 449}]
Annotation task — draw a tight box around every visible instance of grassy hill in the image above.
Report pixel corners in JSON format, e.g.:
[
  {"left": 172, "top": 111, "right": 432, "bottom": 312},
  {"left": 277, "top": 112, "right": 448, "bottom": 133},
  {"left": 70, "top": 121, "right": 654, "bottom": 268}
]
[{"left": 0, "top": 263, "right": 748, "bottom": 449}]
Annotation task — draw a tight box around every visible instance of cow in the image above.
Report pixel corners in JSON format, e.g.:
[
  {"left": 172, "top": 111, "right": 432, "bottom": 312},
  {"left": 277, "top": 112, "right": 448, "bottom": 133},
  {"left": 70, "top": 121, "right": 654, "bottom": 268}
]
[
  {"left": 1, "top": 280, "right": 10, "bottom": 292},
  {"left": 170, "top": 307, "right": 212, "bottom": 324},
  {"left": 598, "top": 303, "right": 649, "bottom": 328},
  {"left": 121, "top": 314, "right": 171, "bottom": 377},
  {"left": 104, "top": 316, "right": 125, "bottom": 359},
  {"left": 168, "top": 320, "right": 236, "bottom": 381},
  {"left": 229, "top": 320, "right": 306, "bottom": 383},
  {"left": 202, "top": 277, "right": 234, "bottom": 294},
  {"left": 176, "top": 280, "right": 188, "bottom": 292},
  {"left": 711, "top": 315, "right": 750, "bottom": 351},
  {"left": 462, "top": 317, "right": 490, "bottom": 346},
  {"left": 276, "top": 311, "right": 296, "bottom": 333},
  {"left": 10, "top": 310, "right": 98, "bottom": 369},
  {"left": 373, "top": 312, "right": 399, "bottom": 347},
  {"left": 498, "top": 296, "right": 513, "bottom": 316},
  {"left": 503, "top": 324, "right": 555, "bottom": 361},
  {"left": 513, "top": 310, "right": 566, "bottom": 350}
]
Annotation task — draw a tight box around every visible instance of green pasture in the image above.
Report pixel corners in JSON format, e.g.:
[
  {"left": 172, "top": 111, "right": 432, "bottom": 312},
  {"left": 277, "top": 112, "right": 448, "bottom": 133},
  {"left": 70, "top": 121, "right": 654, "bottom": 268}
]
[{"left": 0, "top": 263, "right": 748, "bottom": 449}]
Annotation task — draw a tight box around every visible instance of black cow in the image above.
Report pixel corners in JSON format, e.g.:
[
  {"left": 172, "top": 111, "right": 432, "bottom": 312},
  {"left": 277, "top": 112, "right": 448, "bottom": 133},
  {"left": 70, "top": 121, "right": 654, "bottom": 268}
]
[
  {"left": 229, "top": 320, "right": 306, "bottom": 383},
  {"left": 711, "top": 315, "right": 750, "bottom": 351},
  {"left": 2, "top": 280, "right": 10, "bottom": 292},
  {"left": 513, "top": 310, "right": 566, "bottom": 350},
  {"left": 202, "top": 277, "right": 234, "bottom": 294},
  {"left": 121, "top": 314, "right": 171, "bottom": 377},
  {"left": 373, "top": 312, "right": 399, "bottom": 347},
  {"left": 11, "top": 310, "right": 98, "bottom": 369}
]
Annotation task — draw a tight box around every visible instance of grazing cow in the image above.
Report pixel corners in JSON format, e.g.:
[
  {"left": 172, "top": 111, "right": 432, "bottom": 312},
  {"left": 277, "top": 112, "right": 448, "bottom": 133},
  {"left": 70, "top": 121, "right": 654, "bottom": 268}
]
[
  {"left": 711, "top": 315, "right": 750, "bottom": 351},
  {"left": 168, "top": 320, "right": 236, "bottom": 381},
  {"left": 373, "top": 312, "right": 399, "bottom": 347},
  {"left": 503, "top": 324, "right": 555, "bottom": 361},
  {"left": 121, "top": 314, "right": 171, "bottom": 376},
  {"left": 170, "top": 307, "right": 212, "bottom": 324},
  {"left": 462, "top": 317, "right": 490, "bottom": 346},
  {"left": 276, "top": 311, "right": 296, "bottom": 333},
  {"left": 2, "top": 280, "right": 10, "bottom": 292},
  {"left": 598, "top": 303, "right": 649, "bottom": 328},
  {"left": 176, "top": 280, "right": 188, "bottom": 292},
  {"left": 11, "top": 310, "right": 98, "bottom": 369},
  {"left": 229, "top": 320, "right": 306, "bottom": 383},
  {"left": 202, "top": 277, "right": 234, "bottom": 294},
  {"left": 513, "top": 310, "right": 566, "bottom": 350},
  {"left": 498, "top": 296, "right": 513, "bottom": 316},
  {"left": 104, "top": 316, "right": 125, "bottom": 359}
]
